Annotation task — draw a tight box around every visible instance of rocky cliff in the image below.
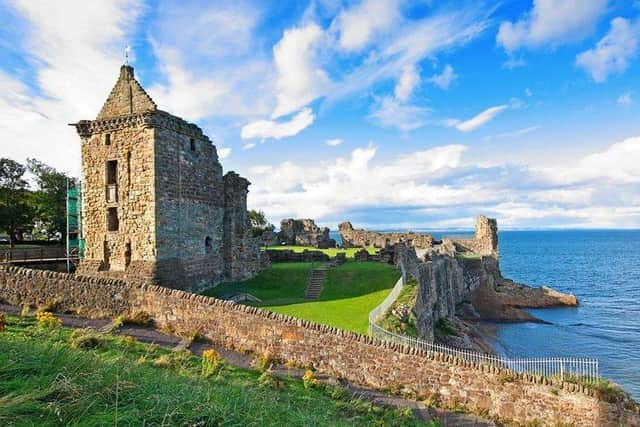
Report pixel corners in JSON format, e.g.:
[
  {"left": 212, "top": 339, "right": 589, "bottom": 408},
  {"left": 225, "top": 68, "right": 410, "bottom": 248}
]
[{"left": 394, "top": 217, "right": 577, "bottom": 349}]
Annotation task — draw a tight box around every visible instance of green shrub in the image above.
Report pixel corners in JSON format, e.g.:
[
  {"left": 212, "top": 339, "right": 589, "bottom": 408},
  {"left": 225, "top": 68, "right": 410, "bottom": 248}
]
[
  {"left": 434, "top": 318, "right": 459, "bottom": 337},
  {"left": 70, "top": 330, "right": 105, "bottom": 350}
]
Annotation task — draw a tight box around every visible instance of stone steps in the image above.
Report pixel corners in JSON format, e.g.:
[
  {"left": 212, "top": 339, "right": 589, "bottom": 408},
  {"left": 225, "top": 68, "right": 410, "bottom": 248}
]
[{"left": 304, "top": 266, "right": 327, "bottom": 299}]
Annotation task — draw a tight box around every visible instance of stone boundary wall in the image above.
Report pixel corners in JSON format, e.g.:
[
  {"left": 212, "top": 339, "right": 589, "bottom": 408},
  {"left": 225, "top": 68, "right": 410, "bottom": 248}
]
[
  {"left": 339, "top": 222, "right": 435, "bottom": 249},
  {"left": 264, "top": 249, "right": 330, "bottom": 263},
  {"left": 0, "top": 266, "right": 638, "bottom": 426}
]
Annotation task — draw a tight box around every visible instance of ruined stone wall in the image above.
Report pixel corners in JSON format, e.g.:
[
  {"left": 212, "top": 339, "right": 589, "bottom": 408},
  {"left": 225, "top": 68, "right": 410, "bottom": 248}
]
[
  {"left": 77, "top": 123, "right": 157, "bottom": 278},
  {"left": 339, "top": 222, "right": 435, "bottom": 249},
  {"left": 0, "top": 265, "right": 637, "bottom": 427},
  {"left": 259, "top": 230, "right": 279, "bottom": 246},
  {"left": 265, "top": 249, "right": 330, "bottom": 263},
  {"left": 279, "top": 219, "right": 335, "bottom": 248},
  {"left": 396, "top": 245, "right": 483, "bottom": 341},
  {"left": 223, "top": 172, "right": 263, "bottom": 281},
  {"left": 153, "top": 119, "right": 225, "bottom": 290},
  {"left": 449, "top": 215, "right": 498, "bottom": 257}
]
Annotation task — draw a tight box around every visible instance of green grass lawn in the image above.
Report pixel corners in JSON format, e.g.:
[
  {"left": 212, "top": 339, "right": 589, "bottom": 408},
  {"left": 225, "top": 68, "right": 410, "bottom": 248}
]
[
  {"left": 204, "top": 262, "right": 400, "bottom": 335},
  {"left": 0, "top": 314, "right": 425, "bottom": 426},
  {"left": 264, "top": 245, "right": 379, "bottom": 258},
  {"left": 204, "top": 262, "right": 313, "bottom": 305}
]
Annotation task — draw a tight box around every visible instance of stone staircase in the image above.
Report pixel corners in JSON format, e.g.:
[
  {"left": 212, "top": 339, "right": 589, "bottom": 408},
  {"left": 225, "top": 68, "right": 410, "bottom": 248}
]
[{"left": 304, "top": 265, "right": 328, "bottom": 299}]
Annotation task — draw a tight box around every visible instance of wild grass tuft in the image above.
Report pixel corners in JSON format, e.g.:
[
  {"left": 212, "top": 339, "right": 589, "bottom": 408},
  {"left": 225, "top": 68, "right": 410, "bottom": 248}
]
[{"left": 0, "top": 313, "right": 425, "bottom": 426}]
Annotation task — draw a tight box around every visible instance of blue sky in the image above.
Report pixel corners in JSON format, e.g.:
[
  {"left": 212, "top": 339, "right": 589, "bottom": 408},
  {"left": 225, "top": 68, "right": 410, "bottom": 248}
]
[{"left": 1, "top": 0, "right": 639, "bottom": 230}]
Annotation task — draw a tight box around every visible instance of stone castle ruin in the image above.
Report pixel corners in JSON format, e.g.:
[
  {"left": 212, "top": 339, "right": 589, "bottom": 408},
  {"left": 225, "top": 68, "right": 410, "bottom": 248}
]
[
  {"left": 73, "top": 65, "right": 265, "bottom": 291},
  {"left": 339, "top": 215, "right": 498, "bottom": 257},
  {"left": 278, "top": 218, "right": 336, "bottom": 248}
]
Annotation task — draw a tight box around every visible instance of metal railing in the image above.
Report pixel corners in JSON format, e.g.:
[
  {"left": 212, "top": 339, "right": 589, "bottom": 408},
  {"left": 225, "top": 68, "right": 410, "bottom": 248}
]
[
  {"left": 0, "top": 246, "right": 69, "bottom": 263},
  {"left": 369, "top": 277, "right": 600, "bottom": 383}
]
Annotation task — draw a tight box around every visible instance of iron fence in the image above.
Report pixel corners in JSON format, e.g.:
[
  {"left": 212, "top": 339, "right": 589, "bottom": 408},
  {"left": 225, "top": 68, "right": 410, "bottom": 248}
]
[{"left": 369, "top": 277, "right": 599, "bottom": 383}]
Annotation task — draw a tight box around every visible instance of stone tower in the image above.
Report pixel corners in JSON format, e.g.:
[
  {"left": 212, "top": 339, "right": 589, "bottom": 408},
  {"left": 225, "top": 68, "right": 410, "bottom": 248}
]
[
  {"left": 73, "top": 65, "right": 263, "bottom": 291},
  {"left": 474, "top": 215, "right": 498, "bottom": 257}
]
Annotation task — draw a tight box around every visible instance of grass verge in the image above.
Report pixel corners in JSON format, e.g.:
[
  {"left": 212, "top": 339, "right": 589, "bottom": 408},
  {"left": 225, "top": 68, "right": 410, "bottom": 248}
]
[{"left": 0, "top": 313, "right": 427, "bottom": 426}]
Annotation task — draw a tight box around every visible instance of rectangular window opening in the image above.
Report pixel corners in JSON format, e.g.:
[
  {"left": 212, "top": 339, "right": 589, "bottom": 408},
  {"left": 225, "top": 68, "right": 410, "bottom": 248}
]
[
  {"left": 106, "top": 160, "right": 118, "bottom": 185},
  {"left": 190, "top": 138, "right": 196, "bottom": 151},
  {"left": 124, "top": 242, "right": 131, "bottom": 267},
  {"left": 126, "top": 152, "right": 132, "bottom": 184},
  {"left": 107, "top": 207, "right": 119, "bottom": 232},
  {"left": 105, "top": 133, "right": 111, "bottom": 145}
]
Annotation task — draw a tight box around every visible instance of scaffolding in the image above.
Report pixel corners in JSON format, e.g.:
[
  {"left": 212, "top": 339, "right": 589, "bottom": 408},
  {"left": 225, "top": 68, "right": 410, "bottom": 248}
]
[{"left": 66, "top": 180, "right": 84, "bottom": 272}]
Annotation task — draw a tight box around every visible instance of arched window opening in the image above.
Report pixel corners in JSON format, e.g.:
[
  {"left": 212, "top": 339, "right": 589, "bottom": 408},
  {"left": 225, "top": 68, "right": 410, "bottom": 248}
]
[{"left": 205, "top": 236, "right": 212, "bottom": 254}]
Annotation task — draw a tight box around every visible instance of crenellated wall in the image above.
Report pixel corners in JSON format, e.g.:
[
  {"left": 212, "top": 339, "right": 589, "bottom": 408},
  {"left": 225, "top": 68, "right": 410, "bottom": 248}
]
[{"left": 1, "top": 265, "right": 637, "bottom": 427}]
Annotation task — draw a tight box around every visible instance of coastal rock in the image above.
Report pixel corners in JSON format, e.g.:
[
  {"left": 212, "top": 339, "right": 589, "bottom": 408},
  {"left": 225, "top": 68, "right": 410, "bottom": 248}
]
[{"left": 396, "top": 217, "right": 579, "bottom": 347}]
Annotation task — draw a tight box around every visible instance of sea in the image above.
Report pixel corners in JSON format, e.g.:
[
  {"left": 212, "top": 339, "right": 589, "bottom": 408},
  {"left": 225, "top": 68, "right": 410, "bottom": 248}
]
[{"left": 331, "top": 229, "right": 640, "bottom": 399}]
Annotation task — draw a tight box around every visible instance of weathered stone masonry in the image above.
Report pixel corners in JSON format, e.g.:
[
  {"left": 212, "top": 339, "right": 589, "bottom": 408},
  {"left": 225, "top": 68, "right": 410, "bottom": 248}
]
[
  {"left": 1, "top": 266, "right": 638, "bottom": 426},
  {"left": 339, "top": 222, "right": 435, "bottom": 249},
  {"left": 73, "top": 65, "right": 264, "bottom": 291},
  {"left": 340, "top": 215, "right": 498, "bottom": 257},
  {"left": 278, "top": 218, "right": 336, "bottom": 248}
]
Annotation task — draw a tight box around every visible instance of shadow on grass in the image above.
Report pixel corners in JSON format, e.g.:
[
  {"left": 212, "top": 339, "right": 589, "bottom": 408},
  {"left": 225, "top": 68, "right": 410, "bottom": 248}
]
[{"left": 202, "top": 261, "right": 400, "bottom": 335}]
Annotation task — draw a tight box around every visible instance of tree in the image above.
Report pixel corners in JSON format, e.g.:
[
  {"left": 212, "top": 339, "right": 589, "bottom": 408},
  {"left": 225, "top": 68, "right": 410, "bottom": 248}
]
[
  {"left": 0, "top": 158, "right": 35, "bottom": 247},
  {"left": 27, "top": 159, "right": 72, "bottom": 240},
  {"left": 248, "top": 209, "right": 274, "bottom": 237}
]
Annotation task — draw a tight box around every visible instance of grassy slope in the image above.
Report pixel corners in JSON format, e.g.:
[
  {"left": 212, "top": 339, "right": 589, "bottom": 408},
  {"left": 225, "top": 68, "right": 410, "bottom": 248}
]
[
  {"left": 0, "top": 314, "right": 425, "bottom": 426},
  {"left": 377, "top": 281, "right": 419, "bottom": 337},
  {"left": 264, "top": 245, "right": 379, "bottom": 258},
  {"left": 204, "top": 262, "right": 400, "bottom": 335},
  {"left": 266, "top": 262, "right": 400, "bottom": 335},
  {"left": 204, "top": 262, "right": 312, "bottom": 304}
]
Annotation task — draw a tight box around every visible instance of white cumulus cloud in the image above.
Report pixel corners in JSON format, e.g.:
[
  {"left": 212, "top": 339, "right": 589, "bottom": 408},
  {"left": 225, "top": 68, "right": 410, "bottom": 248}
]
[
  {"left": 326, "top": 138, "right": 343, "bottom": 146},
  {"left": 272, "top": 24, "right": 329, "bottom": 118},
  {"left": 0, "top": 0, "right": 142, "bottom": 177},
  {"left": 241, "top": 108, "right": 315, "bottom": 140},
  {"left": 537, "top": 136, "right": 640, "bottom": 185},
  {"left": 247, "top": 143, "right": 470, "bottom": 219},
  {"left": 576, "top": 17, "right": 639, "bottom": 82},
  {"left": 497, "top": 0, "right": 608, "bottom": 52}
]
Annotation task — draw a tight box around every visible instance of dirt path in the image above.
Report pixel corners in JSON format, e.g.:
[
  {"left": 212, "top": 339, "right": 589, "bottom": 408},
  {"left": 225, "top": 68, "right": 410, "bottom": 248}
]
[{"left": 0, "top": 303, "right": 495, "bottom": 426}]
